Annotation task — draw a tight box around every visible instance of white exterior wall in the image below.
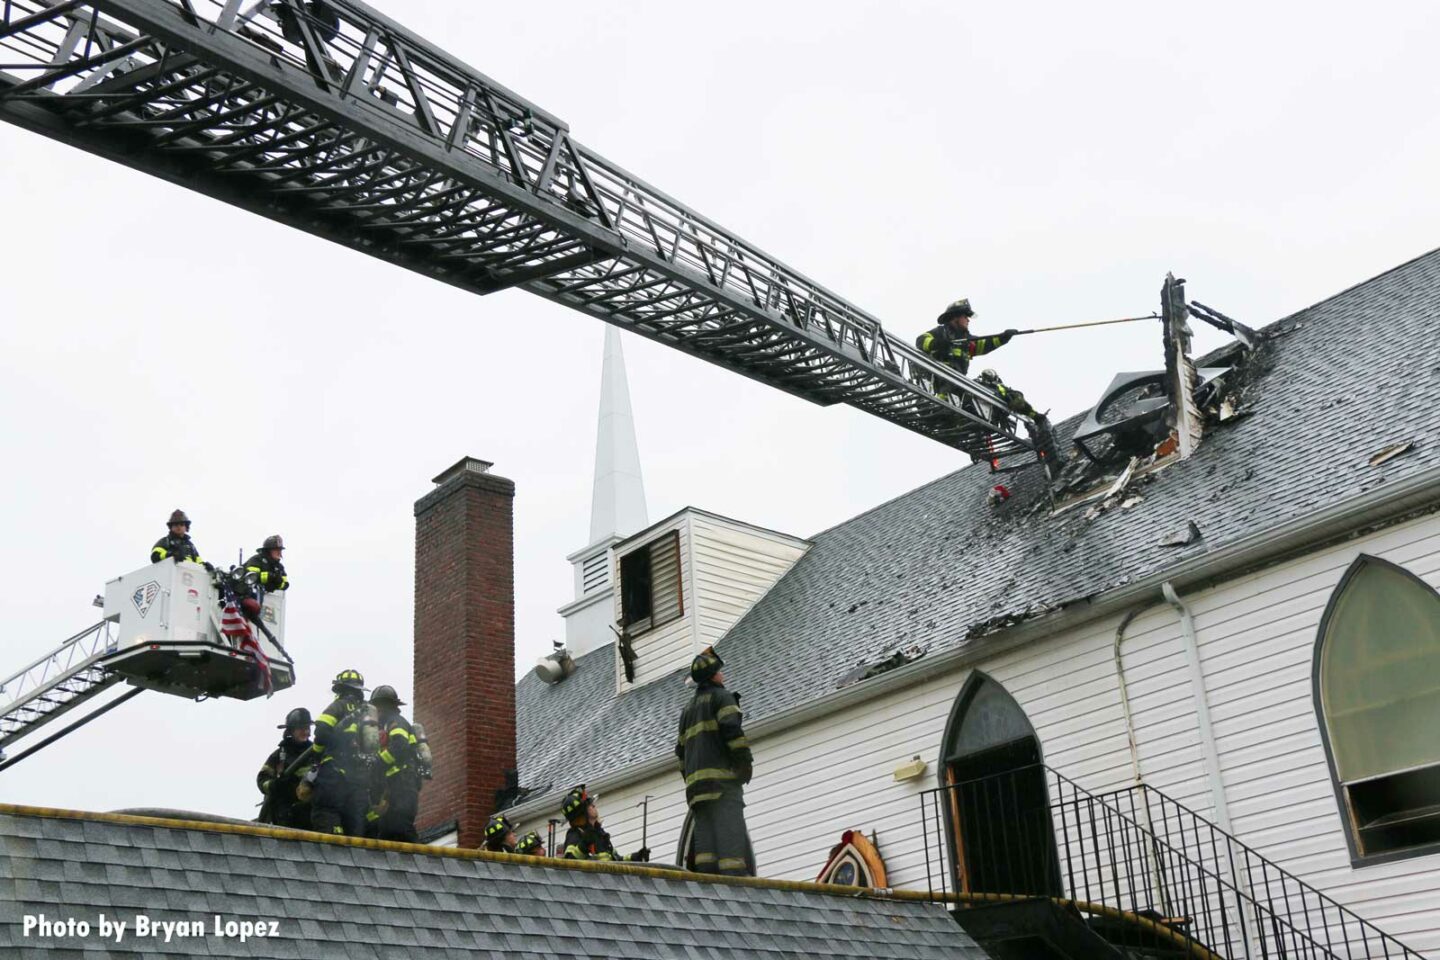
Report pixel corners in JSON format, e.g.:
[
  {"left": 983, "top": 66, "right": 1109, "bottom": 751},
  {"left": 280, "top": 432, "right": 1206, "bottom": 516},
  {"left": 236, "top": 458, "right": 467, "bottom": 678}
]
[
  {"left": 525, "top": 510, "right": 1440, "bottom": 954},
  {"left": 614, "top": 510, "right": 809, "bottom": 692},
  {"left": 690, "top": 513, "right": 810, "bottom": 649}
]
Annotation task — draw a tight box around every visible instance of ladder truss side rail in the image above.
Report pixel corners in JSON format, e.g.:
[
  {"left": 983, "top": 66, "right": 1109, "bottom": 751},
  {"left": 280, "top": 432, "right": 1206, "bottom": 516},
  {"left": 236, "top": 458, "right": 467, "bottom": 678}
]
[
  {"left": 0, "top": 620, "right": 116, "bottom": 708},
  {"left": 2, "top": 0, "right": 1035, "bottom": 453},
  {"left": 0, "top": 670, "right": 124, "bottom": 750}
]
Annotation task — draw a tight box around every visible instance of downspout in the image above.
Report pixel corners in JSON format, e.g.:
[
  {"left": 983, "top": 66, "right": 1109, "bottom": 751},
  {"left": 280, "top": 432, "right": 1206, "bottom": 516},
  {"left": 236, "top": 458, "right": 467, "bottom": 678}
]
[
  {"left": 1113, "top": 603, "right": 1157, "bottom": 786},
  {"left": 1162, "top": 581, "right": 1257, "bottom": 960},
  {"left": 1161, "top": 582, "right": 1233, "bottom": 833},
  {"left": 1114, "top": 599, "right": 1166, "bottom": 913}
]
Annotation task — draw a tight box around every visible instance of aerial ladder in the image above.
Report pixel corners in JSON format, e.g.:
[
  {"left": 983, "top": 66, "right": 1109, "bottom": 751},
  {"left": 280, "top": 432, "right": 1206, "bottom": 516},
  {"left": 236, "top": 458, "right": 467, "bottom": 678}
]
[
  {"left": 0, "top": 559, "right": 294, "bottom": 771},
  {"left": 0, "top": 0, "right": 1051, "bottom": 469}
]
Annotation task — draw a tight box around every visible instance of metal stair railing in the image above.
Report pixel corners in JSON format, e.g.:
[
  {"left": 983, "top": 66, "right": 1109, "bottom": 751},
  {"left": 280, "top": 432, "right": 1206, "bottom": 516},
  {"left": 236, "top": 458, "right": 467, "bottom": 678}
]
[
  {"left": 0, "top": 0, "right": 1043, "bottom": 464},
  {"left": 0, "top": 620, "right": 123, "bottom": 749},
  {"left": 919, "top": 764, "right": 1429, "bottom": 960},
  {"left": 1099, "top": 781, "right": 1428, "bottom": 960}
]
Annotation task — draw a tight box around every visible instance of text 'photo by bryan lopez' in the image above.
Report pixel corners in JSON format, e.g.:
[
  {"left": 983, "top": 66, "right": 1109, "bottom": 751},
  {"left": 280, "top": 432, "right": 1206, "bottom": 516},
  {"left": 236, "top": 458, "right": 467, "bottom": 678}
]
[{"left": 23, "top": 913, "right": 282, "bottom": 945}]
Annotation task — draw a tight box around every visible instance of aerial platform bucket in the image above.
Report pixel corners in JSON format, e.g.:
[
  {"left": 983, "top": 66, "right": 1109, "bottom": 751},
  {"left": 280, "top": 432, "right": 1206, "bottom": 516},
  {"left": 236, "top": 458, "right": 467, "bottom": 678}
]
[{"left": 101, "top": 561, "right": 293, "bottom": 700}]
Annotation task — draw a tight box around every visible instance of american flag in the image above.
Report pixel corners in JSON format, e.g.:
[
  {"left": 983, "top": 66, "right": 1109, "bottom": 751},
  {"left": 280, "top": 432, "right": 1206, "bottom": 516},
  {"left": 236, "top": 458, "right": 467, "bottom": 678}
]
[{"left": 221, "top": 596, "right": 273, "bottom": 697}]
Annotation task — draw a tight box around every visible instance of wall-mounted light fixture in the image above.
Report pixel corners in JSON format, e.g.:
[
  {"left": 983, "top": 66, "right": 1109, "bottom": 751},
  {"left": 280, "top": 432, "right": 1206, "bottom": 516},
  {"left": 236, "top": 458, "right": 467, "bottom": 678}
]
[{"left": 893, "top": 756, "right": 927, "bottom": 782}]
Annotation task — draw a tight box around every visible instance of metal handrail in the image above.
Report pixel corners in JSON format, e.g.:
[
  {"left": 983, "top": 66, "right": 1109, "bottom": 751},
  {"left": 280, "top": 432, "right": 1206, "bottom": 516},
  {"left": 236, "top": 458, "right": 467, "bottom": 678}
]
[{"left": 919, "top": 764, "right": 1428, "bottom": 960}]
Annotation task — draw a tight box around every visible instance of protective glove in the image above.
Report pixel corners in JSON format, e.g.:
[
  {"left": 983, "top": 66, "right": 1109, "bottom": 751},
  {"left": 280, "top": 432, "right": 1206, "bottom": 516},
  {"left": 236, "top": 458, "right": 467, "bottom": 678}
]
[
  {"left": 1001, "top": 328, "right": 1018, "bottom": 342},
  {"left": 629, "top": 847, "right": 650, "bottom": 863},
  {"left": 203, "top": 561, "right": 215, "bottom": 573},
  {"left": 738, "top": 764, "right": 753, "bottom": 785}
]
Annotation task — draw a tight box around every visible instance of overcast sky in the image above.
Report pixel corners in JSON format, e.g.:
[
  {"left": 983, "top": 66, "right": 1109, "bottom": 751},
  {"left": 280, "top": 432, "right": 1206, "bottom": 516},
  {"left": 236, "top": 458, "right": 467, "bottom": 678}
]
[{"left": 3, "top": 1, "right": 1439, "bottom": 820}]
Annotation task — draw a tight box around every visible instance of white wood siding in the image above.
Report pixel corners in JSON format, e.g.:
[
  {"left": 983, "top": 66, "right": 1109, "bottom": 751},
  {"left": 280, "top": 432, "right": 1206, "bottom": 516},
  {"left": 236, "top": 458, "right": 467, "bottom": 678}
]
[
  {"left": 554, "top": 510, "right": 1440, "bottom": 954},
  {"left": 691, "top": 514, "right": 810, "bottom": 650},
  {"left": 614, "top": 511, "right": 808, "bottom": 692}
]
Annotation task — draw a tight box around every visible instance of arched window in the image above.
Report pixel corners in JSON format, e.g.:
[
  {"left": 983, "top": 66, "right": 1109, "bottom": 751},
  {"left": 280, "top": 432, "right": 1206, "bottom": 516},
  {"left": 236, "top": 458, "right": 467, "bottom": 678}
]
[{"left": 1314, "top": 555, "right": 1440, "bottom": 862}]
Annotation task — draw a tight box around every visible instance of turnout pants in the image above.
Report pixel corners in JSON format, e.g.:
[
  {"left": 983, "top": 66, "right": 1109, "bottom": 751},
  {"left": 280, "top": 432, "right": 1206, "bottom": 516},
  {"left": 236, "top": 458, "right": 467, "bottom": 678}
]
[
  {"left": 310, "top": 765, "right": 367, "bottom": 837},
  {"left": 377, "top": 779, "right": 420, "bottom": 843},
  {"left": 688, "top": 786, "right": 755, "bottom": 877}
]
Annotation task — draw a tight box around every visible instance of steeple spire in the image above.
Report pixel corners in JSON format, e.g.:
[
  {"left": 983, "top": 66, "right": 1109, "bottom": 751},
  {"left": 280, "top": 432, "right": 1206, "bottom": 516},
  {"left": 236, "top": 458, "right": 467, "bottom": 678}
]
[{"left": 589, "top": 327, "right": 648, "bottom": 543}]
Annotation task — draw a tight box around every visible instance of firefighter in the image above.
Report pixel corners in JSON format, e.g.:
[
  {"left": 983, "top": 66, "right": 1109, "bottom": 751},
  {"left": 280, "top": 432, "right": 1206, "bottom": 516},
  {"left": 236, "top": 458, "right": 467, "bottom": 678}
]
[
  {"left": 976, "top": 369, "right": 1045, "bottom": 423},
  {"left": 560, "top": 786, "right": 649, "bottom": 862},
  {"left": 516, "top": 831, "right": 546, "bottom": 857},
  {"left": 977, "top": 369, "right": 1061, "bottom": 462},
  {"left": 257, "top": 707, "right": 316, "bottom": 830},
  {"left": 150, "top": 509, "right": 203, "bottom": 565},
  {"left": 311, "top": 669, "right": 369, "bottom": 836},
  {"left": 244, "top": 535, "right": 290, "bottom": 592},
  {"left": 675, "top": 646, "right": 755, "bottom": 876},
  {"left": 369, "top": 684, "right": 421, "bottom": 843},
  {"left": 484, "top": 814, "right": 518, "bottom": 853},
  {"left": 916, "top": 299, "right": 1017, "bottom": 394}
]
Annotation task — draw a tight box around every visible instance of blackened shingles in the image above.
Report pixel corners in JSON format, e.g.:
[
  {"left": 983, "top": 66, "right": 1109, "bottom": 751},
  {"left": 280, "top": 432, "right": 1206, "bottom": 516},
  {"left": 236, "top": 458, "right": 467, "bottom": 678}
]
[{"left": 518, "top": 249, "right": 1440, "bottom": 791}]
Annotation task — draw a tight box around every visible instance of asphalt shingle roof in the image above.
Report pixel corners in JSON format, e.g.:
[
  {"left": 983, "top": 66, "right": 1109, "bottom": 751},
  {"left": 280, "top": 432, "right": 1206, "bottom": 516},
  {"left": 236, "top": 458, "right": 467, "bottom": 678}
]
[
  {"left": 518, "top": 248, "right": 1440, "bottom": 793},
  {"left": 0, "top": 808, "right": 984, "bottom": 959}
]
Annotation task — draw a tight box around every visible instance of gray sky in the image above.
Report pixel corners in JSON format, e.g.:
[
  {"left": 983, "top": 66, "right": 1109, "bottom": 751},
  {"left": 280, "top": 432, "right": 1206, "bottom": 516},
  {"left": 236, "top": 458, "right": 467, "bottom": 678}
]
[{"left": 3, "top": 0, "right": 1439, "bottom": 820}]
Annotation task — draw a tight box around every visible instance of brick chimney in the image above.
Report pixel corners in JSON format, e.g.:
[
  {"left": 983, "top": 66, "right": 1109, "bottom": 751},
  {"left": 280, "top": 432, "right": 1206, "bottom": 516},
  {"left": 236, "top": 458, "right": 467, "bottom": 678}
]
[{"left": 414, "top": 456, "right": 516, "bottom": 848}]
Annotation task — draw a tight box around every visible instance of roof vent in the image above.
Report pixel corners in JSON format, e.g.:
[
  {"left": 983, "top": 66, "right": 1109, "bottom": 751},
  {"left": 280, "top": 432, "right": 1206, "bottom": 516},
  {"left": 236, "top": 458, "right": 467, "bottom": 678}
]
[{"left": 534, "top": 642, "right": 577, "bottom": 684}]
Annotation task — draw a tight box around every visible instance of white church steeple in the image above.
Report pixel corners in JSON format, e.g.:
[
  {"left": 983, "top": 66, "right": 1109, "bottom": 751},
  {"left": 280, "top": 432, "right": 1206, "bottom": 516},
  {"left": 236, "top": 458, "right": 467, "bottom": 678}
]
[
  {"left": 556, "top": 327, "right": 649, "bottom": 658},
  {"left": 589, "top": 326, "right": 648, "bottom": 543}
]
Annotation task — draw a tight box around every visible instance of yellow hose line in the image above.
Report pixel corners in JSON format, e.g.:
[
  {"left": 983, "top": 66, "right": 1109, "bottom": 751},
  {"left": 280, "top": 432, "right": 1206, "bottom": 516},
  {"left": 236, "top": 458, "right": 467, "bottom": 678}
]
[{"left": 0, "top": 802, "right": 1220, "bottom": 958}]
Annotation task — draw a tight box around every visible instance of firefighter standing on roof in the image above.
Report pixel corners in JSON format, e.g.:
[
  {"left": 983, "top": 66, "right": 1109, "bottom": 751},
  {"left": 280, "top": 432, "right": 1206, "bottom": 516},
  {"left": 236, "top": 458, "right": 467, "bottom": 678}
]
[
  {"left": 676, "top": 646, "right": 756, "bottom": 876},
  {"left": 560, "top": 786, "right": 649, "bottom": 862},
  {"left": 369, "top": 684, "right": 421, "bottom": 843},
  {"left": 244, "top": 535, "right": 290, "bottom": 592},
  {"left": 916, "top": 299, "right": 1017, "bottom": 393},
  {"left": 311, "top": 669, "right": 369, "bottom": 836},
  {"left": 151, "top": 509, "right": 203, "bottom": 565},
  {"left": 257, "top": 707, "right": 315, "bottom": 830}
]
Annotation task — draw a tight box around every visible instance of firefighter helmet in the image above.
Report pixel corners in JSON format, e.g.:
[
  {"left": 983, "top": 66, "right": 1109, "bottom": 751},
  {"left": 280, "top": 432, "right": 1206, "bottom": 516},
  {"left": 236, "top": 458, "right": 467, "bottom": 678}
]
[
  {"left": 484, "top": 813, "right": 516, "bottom": 841},
  {"left": 937, "top": 298, "right": 975, "bottom": 323},
  {"left": 167, "top": 509, "right": 191, "bottom": 527},
  {"left": 369, "top": 684, "right": 405, "bottom": 707},
  {"left": 978, "top": 368, "right": 1001, "bottom": 386},
  {"left": 561, "top": 785, "right": 592, "bottom": 823},
  {"left": 332, "top": 668, "right": 366, "bottom": 695},
  {"left": 690, "top": 646, "right": 724, "bottom": 684},
  {"left": 516, "top": 831, "right": 543, "bottom": 855},
  {"left": 262, "top": 534, "right": 285, "bottom": 551},
  {"left": 278, "top": 707, "right": 313, "bottom": 730}
]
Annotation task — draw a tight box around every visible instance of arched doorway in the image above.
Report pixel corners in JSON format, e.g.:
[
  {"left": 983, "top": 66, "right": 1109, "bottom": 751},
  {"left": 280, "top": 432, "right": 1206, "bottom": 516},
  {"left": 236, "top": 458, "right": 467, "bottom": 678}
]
[{"left": 939, "top": 672, "right": 1060, "bottom": 896}]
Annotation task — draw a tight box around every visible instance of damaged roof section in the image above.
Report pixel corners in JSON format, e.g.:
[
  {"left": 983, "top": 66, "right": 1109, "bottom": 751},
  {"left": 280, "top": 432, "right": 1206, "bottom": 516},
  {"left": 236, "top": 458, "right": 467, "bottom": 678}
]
[{"left": 518, "top": 248, "right": 1440, "bottom": 792}]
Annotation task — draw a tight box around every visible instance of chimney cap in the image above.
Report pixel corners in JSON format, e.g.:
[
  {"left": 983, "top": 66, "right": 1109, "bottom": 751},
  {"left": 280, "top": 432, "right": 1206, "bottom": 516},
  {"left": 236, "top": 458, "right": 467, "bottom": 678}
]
[{"left": 433, "top": 456, "right": 494, "bottom": 485}]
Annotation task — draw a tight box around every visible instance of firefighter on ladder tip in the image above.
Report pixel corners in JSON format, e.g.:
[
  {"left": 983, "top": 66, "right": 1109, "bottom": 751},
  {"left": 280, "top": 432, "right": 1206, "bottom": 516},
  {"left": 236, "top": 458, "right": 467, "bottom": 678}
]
[
  {"left": 916, "top": 299, "right": 1017, "bottom": 392},
  {"left": 257, "top": 707, "right": 316, "bottom": 830},
  {"left": 560, "top": 786, "right": 650, "bottom": 862},
  {"left": 151, "top": 509, "right": 205, "bottom": 566},
  {"left": 676, "top": 646, "right": 756, "bottom": 876},
  {"left": 245, "top": 535, "right": 290, "bottom": 592}
]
